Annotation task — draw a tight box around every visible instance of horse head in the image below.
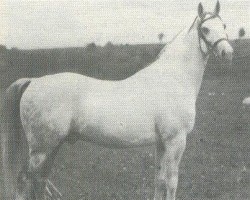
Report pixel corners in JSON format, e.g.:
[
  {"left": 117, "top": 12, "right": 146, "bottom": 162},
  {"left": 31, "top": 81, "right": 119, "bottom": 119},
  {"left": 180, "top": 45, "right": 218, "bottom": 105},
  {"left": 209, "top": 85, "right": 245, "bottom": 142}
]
[{"left": 197, "top": 1, "right": 233, "bottom": 63}]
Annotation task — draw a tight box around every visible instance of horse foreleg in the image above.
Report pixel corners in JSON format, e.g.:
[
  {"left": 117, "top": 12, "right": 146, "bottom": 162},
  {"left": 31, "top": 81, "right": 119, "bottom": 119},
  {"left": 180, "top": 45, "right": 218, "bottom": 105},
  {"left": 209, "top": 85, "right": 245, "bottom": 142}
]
[
  {"left": 154, "top": 131, "right": 186, "bottom": 200},
  {"left": 154, "top": 140, "right": 166, "bottom": 200}
]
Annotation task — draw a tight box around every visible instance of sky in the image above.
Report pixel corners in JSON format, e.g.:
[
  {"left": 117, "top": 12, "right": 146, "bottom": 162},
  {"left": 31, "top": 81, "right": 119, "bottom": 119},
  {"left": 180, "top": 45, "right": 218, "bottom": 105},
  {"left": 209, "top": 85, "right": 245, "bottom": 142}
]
[{"left": 0, "top": 0, "right": 249, "bottom": 49}]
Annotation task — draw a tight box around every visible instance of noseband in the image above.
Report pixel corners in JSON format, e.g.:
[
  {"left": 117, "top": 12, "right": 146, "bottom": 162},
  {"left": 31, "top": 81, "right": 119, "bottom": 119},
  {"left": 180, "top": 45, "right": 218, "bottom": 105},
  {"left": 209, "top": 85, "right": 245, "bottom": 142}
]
[{"left": 197, "top": 14, "right": 228, "bottom": 57}]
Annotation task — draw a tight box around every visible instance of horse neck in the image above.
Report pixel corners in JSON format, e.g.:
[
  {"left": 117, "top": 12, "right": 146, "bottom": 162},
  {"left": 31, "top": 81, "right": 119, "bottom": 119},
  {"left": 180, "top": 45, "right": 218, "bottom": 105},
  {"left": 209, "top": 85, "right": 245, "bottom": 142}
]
[{"left": 147, "top": 23, "right": 206, "bottom": 97}]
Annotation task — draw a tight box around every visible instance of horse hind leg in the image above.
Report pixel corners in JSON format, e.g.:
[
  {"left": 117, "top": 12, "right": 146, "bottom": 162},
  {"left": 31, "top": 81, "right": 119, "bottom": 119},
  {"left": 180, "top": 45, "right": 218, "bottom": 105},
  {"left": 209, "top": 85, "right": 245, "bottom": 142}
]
[{"left": 16, "top": 144, "right": 62, "bottom": 200}]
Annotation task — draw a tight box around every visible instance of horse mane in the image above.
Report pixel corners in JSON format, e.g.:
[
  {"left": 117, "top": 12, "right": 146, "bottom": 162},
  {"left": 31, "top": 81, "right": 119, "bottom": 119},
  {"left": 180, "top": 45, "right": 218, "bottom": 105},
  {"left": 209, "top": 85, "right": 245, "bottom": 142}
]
[
  {"left": 155, "top": 12, "right": 217, "bottom": 63},
  {"left": 188, "top": 16, "right": 198, "bottom": 33},
  {"left": 155, "top": 29, "right": 185, "bottom": 60}
]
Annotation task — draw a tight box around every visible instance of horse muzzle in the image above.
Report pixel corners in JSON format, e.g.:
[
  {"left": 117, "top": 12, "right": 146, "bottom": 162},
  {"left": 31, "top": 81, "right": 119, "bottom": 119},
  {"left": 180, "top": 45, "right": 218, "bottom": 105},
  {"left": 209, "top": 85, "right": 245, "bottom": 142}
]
[{"left": 216, "top": 40, "right": 233, "bottom": 64}]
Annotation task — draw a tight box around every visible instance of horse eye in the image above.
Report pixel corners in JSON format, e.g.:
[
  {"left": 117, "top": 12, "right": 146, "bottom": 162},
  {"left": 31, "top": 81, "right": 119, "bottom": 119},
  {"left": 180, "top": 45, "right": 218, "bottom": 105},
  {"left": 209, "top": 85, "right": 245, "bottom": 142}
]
[
  {"left": 202, "top": 27, "right": 209, "bottom": 34},
  {"left": 223, "top": 24, "right": 226, "bottom": 29}
]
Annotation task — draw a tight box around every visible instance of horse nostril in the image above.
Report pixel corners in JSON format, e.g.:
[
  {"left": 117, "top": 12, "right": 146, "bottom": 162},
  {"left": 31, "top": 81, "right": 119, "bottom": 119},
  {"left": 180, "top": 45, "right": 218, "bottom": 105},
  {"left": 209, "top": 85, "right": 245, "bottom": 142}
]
[{"left": 221, "top": 50, "right": 226, "bottom": 58}]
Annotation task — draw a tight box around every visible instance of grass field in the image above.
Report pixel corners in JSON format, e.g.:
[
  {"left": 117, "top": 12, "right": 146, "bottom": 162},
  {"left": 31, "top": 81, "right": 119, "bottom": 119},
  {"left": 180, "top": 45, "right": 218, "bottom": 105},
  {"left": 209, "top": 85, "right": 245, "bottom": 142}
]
[{"left": 0, "top": 41, "right": 250, "bottom": 199}]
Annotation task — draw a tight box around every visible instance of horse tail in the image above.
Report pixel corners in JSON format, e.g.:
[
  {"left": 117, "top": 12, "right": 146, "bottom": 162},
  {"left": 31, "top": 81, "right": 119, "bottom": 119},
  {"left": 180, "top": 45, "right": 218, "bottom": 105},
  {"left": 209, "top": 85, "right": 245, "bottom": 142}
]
[{"left": 1, "top": 78, "right": 31, "bottom": 199}]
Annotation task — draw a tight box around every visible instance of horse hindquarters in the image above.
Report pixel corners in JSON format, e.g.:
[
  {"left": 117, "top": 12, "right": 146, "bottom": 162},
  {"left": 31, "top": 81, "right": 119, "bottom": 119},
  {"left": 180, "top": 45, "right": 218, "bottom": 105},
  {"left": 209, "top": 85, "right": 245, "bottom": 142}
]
[{"left": 19, "top": 81, "right": 75, "bottom": 199}]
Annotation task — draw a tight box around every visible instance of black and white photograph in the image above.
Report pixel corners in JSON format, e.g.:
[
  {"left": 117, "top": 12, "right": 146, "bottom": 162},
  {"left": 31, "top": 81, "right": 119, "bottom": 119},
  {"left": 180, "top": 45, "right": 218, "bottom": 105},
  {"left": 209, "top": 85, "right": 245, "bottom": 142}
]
[{"left": 0, "top": 0, "right": 249, "bottom": 199}]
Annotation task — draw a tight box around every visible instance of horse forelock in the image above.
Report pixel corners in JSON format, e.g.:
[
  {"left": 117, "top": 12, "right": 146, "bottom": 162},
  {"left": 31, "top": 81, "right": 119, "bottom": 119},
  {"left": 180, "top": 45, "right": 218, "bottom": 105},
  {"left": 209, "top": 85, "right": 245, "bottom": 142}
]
[{"left": 203, "top": 12, "right": 214, "bottom": 19}]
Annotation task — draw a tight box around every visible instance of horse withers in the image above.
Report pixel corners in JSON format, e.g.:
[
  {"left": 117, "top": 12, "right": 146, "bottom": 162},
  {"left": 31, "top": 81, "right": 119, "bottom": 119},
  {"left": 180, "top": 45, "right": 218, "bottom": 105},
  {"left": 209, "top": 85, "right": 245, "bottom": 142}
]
[{"left": 2, "top": 1, "right": 233, "bottom": 200}]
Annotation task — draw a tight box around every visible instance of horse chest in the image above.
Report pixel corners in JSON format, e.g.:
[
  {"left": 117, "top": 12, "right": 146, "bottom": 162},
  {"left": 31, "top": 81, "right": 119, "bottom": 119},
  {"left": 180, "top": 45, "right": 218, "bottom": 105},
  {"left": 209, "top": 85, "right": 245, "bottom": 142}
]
[{"left": 154, "top": 100, "right": 196, "bottom": 138}]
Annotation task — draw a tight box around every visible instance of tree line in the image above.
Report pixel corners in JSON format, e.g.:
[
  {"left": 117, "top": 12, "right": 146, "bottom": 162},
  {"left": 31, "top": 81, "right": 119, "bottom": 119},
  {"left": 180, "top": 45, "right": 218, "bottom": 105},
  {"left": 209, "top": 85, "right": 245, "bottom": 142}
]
[{"left": 0, "top": 38, "right": 250, "bottom": 89}]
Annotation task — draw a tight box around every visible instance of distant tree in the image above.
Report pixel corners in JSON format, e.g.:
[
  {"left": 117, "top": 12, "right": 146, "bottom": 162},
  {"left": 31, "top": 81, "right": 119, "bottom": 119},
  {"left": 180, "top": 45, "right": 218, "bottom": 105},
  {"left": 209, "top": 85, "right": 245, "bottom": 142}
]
[
  {"left": 158, "top": 33, "right": 164, "bottom": 43},
  {"left": 239, "top": 27, "right": 246, "bottom": 39},
  {"left": 86, "top": 42, "right": 97, "bottom": 54},
  {"left": 104, "top": 41, "right": 114, "bottom": 48},
  {"left": 86, "top": 42, "right": 96, "bottom": 49},
  {"left": 11, "top": 47, "right": 19, "bottom": 51},
  {"left": 0, "top": 45, "right": 6, "bottom": 51}
]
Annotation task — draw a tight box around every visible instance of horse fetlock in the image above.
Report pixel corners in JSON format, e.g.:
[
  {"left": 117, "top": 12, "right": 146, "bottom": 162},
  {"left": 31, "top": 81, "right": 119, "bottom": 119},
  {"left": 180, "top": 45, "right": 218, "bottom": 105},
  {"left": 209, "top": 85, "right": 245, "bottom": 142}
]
[
  {"left": 16, "top": 169, "right": 47, "bottom": 200},
  {"left": 16, "top": 172, "right": 35, "bottom": 200}
]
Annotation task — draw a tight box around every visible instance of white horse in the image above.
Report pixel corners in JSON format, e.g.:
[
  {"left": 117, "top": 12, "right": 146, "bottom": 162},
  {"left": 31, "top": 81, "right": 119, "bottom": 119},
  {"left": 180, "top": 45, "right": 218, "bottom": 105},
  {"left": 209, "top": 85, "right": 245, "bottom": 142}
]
[{"left": 2, "top": 2, "right": 233, "bottom": 200}]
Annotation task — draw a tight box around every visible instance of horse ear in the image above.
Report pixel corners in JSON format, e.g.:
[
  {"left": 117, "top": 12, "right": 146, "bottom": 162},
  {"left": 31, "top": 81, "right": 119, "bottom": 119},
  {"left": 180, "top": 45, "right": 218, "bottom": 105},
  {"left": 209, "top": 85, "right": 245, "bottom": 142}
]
[
  {"left": 214, "top": 1, "right": 220, "bottom": 15},
  {"left": 198, "top": 3, "right": 204, "bottom": 18}
]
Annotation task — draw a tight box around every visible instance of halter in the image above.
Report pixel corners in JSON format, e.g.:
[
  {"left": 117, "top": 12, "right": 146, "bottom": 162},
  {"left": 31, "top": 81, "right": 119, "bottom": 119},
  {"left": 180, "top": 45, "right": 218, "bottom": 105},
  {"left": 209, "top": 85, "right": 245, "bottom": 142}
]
[{"left": 197, "top": 13, "right": 228, "bottom": 57}]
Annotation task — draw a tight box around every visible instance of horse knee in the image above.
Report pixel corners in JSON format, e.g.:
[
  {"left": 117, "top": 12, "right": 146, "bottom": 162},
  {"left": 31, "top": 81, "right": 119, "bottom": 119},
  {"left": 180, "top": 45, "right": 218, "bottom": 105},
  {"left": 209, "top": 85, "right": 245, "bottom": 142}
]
[{"left": 166, "top": 175, "right": 178, "bottom": 190}]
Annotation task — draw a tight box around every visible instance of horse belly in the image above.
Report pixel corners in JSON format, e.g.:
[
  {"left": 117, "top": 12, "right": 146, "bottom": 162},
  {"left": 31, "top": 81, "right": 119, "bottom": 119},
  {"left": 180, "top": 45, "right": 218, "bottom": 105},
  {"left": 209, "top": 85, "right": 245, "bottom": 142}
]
[{"left": 76, "top": 112, "right": 156, "bottom": 148}]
